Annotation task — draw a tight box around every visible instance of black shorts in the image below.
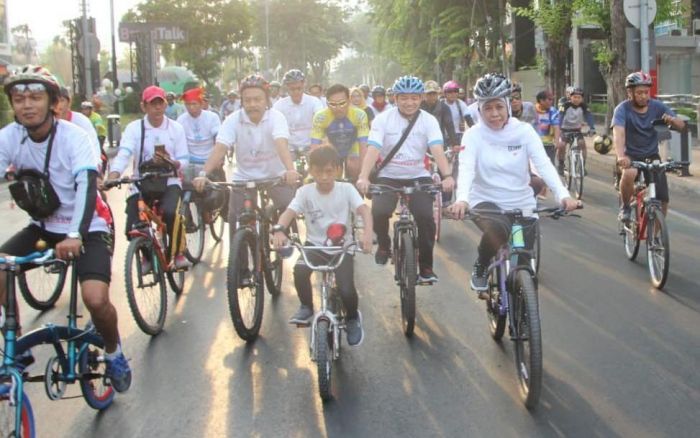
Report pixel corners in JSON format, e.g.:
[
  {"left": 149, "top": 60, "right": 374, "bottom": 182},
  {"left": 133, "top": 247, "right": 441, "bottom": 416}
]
[
  {"left": 628, "top": 153, "right": 669, "bottom": 202},
  {"left": 0, "top": 225, "right": 113, "bottom": 284}
]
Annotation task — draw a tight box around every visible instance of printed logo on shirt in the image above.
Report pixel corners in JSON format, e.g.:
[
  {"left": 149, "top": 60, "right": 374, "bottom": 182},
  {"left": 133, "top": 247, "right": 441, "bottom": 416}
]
[
  {"left": 304, "top": 200, "right": 324, "bottom": 224},
  {"left": 507, "top": 144, "right": 522, "bottom": 152}
]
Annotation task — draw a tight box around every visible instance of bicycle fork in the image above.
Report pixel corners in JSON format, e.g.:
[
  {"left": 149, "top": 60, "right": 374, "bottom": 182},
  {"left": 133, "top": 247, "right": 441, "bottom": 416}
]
[{"left": 309, "top": 277, "right": 341, "bottom": 362}]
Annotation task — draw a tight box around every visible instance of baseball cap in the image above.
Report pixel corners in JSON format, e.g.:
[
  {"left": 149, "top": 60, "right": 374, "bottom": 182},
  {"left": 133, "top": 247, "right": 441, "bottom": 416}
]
[
  {"left": 80, "top": 101, "right": 93, "bottom": 109},
  {"left": 142, "top": 85, "right": 167, "bottom": 103},
  {"left": 424, "top": 80, "right": 440, "bottom": 93},
  {"left": 182, "top": 87, "right": 204, "bottom": 102}
]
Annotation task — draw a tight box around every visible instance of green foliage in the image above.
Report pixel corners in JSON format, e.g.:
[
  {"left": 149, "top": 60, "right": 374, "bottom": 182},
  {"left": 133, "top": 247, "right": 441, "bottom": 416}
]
[
  {"left": 673, "top": 107, "right": 697, "bottom": 122},
  {"left": 122, "top": 91, "right": 142, "bottom": 114},
  {"left": 514, "top": 1, "right": 573, "bottom": 46},
  {"left": 0, "top": 92, "right": 13, "bottom": 128},
  {"left": 588, "top": 102, "right": 607, "bottom": 114}
]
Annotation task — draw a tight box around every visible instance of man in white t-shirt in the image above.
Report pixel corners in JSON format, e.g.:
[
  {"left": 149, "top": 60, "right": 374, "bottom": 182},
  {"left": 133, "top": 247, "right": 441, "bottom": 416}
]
[
  {"left": 106, "top": 85, "right": 191, "bottom": 270},
  {"left": 274, "top": 69, "right": 323, "bottom": 160},
  {"left": 56, "top": 86, "right": 102, "bottom": 161},
  {"left": 356, "top": 76, "right": 454, "bottom": 284},
  {"left": 443, "top": 80, "right": 470, "bottom": 144},
  {"left": 192, "top": 74, "right": 300, "bottom": 230},
  {"left": 0, "top": 65, "right": 131, "bottom": 392},
  {"left": 272, "top": 146, "right": 373, "bottom": 345}
]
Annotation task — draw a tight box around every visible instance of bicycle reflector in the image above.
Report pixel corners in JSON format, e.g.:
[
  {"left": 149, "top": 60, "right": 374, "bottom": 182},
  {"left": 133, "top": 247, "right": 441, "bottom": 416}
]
[{"left": 326, "top": 223, "right": 347, "bottom": 246}]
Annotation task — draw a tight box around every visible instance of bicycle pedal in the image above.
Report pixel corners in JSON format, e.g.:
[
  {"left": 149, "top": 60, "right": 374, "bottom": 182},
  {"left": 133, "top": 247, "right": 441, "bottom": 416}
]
[
  {"left": 294, "top": 322, "right": 311, "bottom": 328},
  {"left": 417, "top": 280, "right": 435, "bottom": 286}
]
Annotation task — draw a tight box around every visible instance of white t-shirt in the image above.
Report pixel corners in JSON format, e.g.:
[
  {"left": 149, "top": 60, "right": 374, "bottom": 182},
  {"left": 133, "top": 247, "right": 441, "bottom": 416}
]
[
  {"left": 466, "top": 102, "right": 480, "bottom": 126},
  {"left": 367, "top": 107, "right": 443, "bottom": 180},
  {"left": 217, "top": 108, "right": 289, "bottom": 180},
  {"left": 456, "top": 118, "right": 570, "bottom": 214},
  {"left": 0, "top": 121, "right": 110, "bottom": 234},
  {"left": 445, "top": 99, "right": 470, "bottom": 133},
  {"left": 177, "top": 109, "right": 221, "bottom": 164},
  {"left": 273, "top": 94, "right": 323, "bottom": 149},
  {"left": 111, "top": 116, "right": 189, "bottom": 194},
  {"left": 68, "top": 111, "right": 101, "bottom": 160},
  {"left": 288, "top": 182, "right": 364, "bottom": 252}
]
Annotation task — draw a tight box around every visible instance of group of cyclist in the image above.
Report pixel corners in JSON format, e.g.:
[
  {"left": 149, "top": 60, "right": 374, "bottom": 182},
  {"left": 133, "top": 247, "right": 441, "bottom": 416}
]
[{"left": 0, "top": 60, "right": 685, "bottom": 403}]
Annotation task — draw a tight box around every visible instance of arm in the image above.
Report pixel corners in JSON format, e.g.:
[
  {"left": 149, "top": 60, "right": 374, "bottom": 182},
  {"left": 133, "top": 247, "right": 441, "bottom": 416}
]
[
  {"left": 107, "top": 122, "right": 136, "bottom": 180},
  {"left": 449, "top": 131, "right": 477, "bottom": 218},
  {"left": 357, "top": 204, "right": 373, "bottom": 253},
  {"left": 529, "top": 129, "right": 571, "bottom": 203},
  {"left": 441, "top": 104, "right": 457, "bottom": 147},
  {"left": 613, "top": 125, "right": 628, "bottom": 167},
  {"left": 271, "top": 207, "right": 299, "bottom": 248},
  {"left": 582, "top": 104, "right": 596, "bottom": 131},
  {"left": 428, "top": 143, "right": 453, "bottom": 191}
]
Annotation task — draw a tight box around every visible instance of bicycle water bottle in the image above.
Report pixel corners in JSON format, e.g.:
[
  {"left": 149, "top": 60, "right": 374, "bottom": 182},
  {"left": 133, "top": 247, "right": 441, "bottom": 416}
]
[{"left": 511, "top": 224, "right": 525, "bottom": 248}]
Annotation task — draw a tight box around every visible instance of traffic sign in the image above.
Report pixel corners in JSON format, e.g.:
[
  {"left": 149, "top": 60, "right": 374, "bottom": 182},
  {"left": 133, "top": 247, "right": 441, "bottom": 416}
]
[
  {"left": 118, "top": 23, "right": 188, "bottom": 43},
  {"left": 624, "top": 0, "right": 657, "bottom": 29}
]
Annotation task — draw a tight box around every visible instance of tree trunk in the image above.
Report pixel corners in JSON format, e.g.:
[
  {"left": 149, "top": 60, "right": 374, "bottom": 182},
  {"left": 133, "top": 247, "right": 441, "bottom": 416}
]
[
  {"left": 544, "top": 35, "right": 570, "bottom": 98},
  {"left": 606, "top": 0, "right": 628, "bottom": 131}
]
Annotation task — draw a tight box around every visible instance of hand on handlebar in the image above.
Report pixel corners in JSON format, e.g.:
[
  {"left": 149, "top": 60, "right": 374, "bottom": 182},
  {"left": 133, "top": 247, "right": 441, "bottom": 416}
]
[
  {"left": 272, "top": 230, "right": 288, "bottom": 249},
  {"left": 617, "top": 156, "right": 631, "bottom": 169},
  {"left": 192, "top": 176, "right": 210, "bottom": 192},
  {"left": 561, "top": 197, "right": 580, "bottom": 212},
  {"left": 447, "top": 201, "right": 469, "bottom": 220},
  {"left": 284, "top": 169, "right": 301, "bottom": 186},
  {"left": 356, "top": 178, "right": 370, "bottom": 195},
  {"left": 441, "top": 175, "right": 455, "bottom": 192}
]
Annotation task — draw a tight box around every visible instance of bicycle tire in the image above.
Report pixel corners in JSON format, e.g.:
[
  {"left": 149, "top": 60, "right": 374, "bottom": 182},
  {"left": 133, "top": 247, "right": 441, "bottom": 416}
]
[
  {"left": 486, "top": 266, "right": 506, "bottom": 340},
  {"left": 184, "top": 200, "right": 205, "bottom": 264},
  {"left": 125, "top": 237, "right": 167, "bottom": 336},
  {"left": 646, "top": 208, "right": 670, "bottom": 289},
  {"left": 17, "top": 262, "right": 67, "bottom": 311},
  {"left": 531, "top": 221, "right": 541, "bottom": 274},
  {"left": 263, "top": 218, "right": 283, "bottom": 297},
  {"left": 512, "top": 270, "right": 542, "bottom": 409},
  {"left": 432, "top": 173, "right": 442, "bottom": 242},
  {"left": 227, "top": 228, "right": 264, "bottom": 342},
  {"left": 315, "top": 319, "right": 333, "bottom": 401},
  {"left": 167, "top": 271, "right": 185, "bottom": 296},
  {"left": 0, "top": 384, "right": 35, "bottom": 438},
  {"left": 400, "top": 232, "right": 416, "bottom": 337},
  {"left": 622, "top": 201, "right": 640, "bottom": 260},
  {"left": 209, "top": 209, "right": 226, "bottom": 243},
  {"left": 573, "top": 154, "right": 584, "bottom": 200},
  {"left": 78, "top": 343, "right": 115, "bottom": 410}
]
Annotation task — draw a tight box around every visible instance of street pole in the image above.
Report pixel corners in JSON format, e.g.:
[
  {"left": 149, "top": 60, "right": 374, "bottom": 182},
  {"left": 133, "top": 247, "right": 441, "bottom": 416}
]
[
  {"left": 110, "top": 0, "right": 119, "bottom": 88},
  {"left": 81, "top": 0, "right": 93, "bottom": 98},
  {"left": 265, "top": 0, "right": 270, "bottom": 77},
  {"left": 640, "top": 0, "right": 650, "bottom": 72}
]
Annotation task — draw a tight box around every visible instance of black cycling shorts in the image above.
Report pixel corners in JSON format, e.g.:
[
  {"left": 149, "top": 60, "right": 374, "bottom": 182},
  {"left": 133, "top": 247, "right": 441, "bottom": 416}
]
[
  {"left": 628, "top": 153, "right": 669, "bottom": 203},
  {"left": 0, "top": 225, "right": 113, "bottom": 284}
]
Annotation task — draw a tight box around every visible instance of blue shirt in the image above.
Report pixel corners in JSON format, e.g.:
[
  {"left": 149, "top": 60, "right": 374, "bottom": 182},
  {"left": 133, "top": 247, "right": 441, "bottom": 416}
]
[{"left": 613, "top": 99, "right": 675, "bottom": 157}]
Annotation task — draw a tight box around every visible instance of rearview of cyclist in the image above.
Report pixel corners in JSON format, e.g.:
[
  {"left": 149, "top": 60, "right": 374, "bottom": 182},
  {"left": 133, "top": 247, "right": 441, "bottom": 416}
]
[{"left": 557, "top": 86, "right": 596, "bottom": 175}]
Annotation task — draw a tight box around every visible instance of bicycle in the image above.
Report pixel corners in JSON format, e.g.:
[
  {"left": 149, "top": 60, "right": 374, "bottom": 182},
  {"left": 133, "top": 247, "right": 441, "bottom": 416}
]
[
  {"left": 459, "top": 205, "right": 580, "bottom": 409},
  {"left": 561, "top": 131, "right": 589, "bottom": 200},
  {"left": 369, "top": 182, "right": 441, "bottom": 337},
  {"left": 426, "top": 149, "right": 454, "bottom": 243},
  {"left": 104, "top": 172, "right": 188, "bottom": 336},
  {"left": 618, "top": 159, "right": 687, "bottom": 289},
  {"left": 208, "top": 178, "right": 285, "bottom": 341},
  {"left": 286, "top": 230, "right": 358, "bottom": 401},
  {"left": 16, "top": 258, "right": 66, "bottom": 312}
]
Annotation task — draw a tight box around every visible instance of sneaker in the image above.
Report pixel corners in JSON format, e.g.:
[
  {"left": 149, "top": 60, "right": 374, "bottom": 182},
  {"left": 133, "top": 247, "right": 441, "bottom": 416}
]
[
  {"left": 174, "top": 254, "right": 191, "bottom": 271},
  {"left": 618, "top": 205, "right": 632, "bottom": 223},
  {"left": 105, "top": 351, "right": 132, "bottom": 393},
  {"left": 140, "top": 258, "right": 153, "bottom": 275},
  {"left": 470, "top": 261, "right": 489, "bottom": 294},
  {"left": 418, "top": 268, "right": 438, "bottom": 284},
  {"left": 374, "top": 248, "right": 391, "bottom": 265},
  {"left": 289, "top": 305, "right": 314, "bottom": 325},
  {"left": 346, "top": 311, "right": 364, "bottom": 346}
]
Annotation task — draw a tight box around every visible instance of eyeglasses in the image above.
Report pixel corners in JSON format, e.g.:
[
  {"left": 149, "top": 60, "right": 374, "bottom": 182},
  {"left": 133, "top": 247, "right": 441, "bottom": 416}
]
[
  {"left": 10, "top": 83, "right": 47, "bottom": 94},
  {"left": 327, "top": 100, "right": 348, "bottom": 108},
  {"left": 511, "top": 95, "right": 522, "bottom": 100}
]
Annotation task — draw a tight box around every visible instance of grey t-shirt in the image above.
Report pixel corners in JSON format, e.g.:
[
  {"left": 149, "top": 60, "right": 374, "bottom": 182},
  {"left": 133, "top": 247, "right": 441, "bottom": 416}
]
[{"left": 613, "top": 99, "right": 675, "bottom": 157}]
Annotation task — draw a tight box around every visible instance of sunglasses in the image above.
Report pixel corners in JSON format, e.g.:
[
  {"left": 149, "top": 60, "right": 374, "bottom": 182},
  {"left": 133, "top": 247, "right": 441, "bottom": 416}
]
[
  {"left": 327, "top": 100, "right": 348, "bottom": 108},
  {"left": 10, "top": 83, "right": 47, "bottom": 94}
]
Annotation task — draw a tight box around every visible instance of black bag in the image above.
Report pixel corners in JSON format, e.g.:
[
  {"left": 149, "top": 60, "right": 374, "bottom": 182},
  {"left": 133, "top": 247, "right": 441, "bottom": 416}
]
[
  {"left": 369, "top": 112, "right": 420, "bottom": 183},
  {"left": 136, "top": 120, "right": 172, "bottom": 200},
  {"left": 9, "top": 123, "right": 61, "bottom": 221}
]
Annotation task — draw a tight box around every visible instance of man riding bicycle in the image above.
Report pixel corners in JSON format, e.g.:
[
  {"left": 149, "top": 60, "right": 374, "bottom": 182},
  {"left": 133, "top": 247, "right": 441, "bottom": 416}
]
[
  {"left": 614, "top": 71, "right": 686, "bottom": 221},
  {"left": 557, "top": 86, "right": 596, "bottom": 175},
  {"left": 533, "top": 90, "right": 561, "bottom": 166},
  {"left": 0, "top": 65, "right": 131, "bottom": 392}
]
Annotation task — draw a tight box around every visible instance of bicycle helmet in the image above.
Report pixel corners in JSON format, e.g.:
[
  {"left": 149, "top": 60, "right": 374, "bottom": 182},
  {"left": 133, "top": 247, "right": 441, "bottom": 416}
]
[
  {"left": 442, "top": 80, "right": 460, "bottom": 92},
  {"left": 371, "top": 85, "right": 386, "bottom": 96},
  {"left": 283, "top": 69, "right": 305, "bottom": 84},
  {"left": 359, "top": 84, "right": 370, "bottom": 94},
  {"left": 4, "top": 64, "right": 61, "bottom": 101},
  {"left": 239, "top": 74, "right": 270, "bottom": 94},
  {"left": 473, "top": 73, "right": 511, "bottom": 101},
  {"left": 269, "top": 80, "right": 281, "bottom": 88},
  {"left": 59, "top": 85, "right": 71, "bottom": 100},
  {"left": 511, "top": 82, "right": 522, "bottom": 94},
  {"left": 593, "top": 134, "right": 613, "bottom": 155},
  {"left": 570, "top": 85, "right": 584, "bottom": 96},
  {"left": 625, "top": 71, "right": 652, "bottom": 88},
  {"left": 392, "top": 76, "right": 424, "bottom": 94}
]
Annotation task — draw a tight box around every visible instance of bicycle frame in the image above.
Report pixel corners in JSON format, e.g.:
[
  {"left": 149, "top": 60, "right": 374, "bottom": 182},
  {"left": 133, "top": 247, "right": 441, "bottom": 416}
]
[
  {"left": 392, "top": 192, "right": 417, "bottom": 278},
  {"left": 629, "top": 161, "right": 670, "bottom": 242},
  {"left": 128, "top": 198, "right": 172, "bottom": 269}
]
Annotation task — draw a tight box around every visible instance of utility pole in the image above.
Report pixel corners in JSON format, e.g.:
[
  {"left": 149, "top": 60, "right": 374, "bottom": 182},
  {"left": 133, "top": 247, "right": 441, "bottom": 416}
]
[
  {"left": 265, "top": 0, "right": 271, "bottom": 77},
  {"left": 110, "top": 0, "right": 118, "bottom": 88},
  {"left": 640, "top": 0, "right": 650, "bottom": 72},
  {"left": 80, "top": 0, "right": 93, "bottom": 98}
]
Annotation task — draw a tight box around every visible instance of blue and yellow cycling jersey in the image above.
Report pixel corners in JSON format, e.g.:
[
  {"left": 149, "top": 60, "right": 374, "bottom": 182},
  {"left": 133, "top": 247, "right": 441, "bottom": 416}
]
[{"left": 311, "top": 107, "right": 369, "bottom": 158}]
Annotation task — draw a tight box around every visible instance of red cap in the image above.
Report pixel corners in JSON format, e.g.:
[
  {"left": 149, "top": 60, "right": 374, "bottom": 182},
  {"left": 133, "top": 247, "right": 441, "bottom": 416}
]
[
  {"left": 142, "top": 85, "right": 166, "bottom": 103},
  {"left": 182, "top": 87, "right": 204, "bottom": 103}
]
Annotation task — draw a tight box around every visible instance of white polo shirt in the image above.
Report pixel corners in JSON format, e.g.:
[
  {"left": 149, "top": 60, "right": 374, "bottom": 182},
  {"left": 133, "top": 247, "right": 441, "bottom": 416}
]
[
  {"left": 368, "top": 107, "right": 443, "bottom": 180},
  {"left": 217, "top": 108, "right": 289, "bottom": 180},
  {"left": 445, "top": 99, "right": 470, "bottom": 134},
  {"left": 273, "top": 93, "right": 323, "bottom": 149},
  {"left": 177, "top": 109, "right": 221, "bottom": 164}
]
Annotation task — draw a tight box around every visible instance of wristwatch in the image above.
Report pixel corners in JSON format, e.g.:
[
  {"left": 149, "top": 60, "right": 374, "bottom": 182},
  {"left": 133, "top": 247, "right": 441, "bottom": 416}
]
[
  {"left": 67, "top": 232, "right": 82, "bottom": 241},
  {"left": 271, "top": 224, "right": 285, "bottom": 233}
]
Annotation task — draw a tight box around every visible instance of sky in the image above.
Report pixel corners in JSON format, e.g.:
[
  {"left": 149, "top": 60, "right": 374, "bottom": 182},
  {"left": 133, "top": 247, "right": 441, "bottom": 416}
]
[{"left": 7, "top": 0, "right": 143, "bottom": 54}]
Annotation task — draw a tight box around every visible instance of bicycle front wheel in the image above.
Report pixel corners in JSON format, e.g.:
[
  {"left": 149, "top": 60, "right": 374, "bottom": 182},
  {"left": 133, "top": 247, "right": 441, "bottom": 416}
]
[
  {"left": 167, "top": 270, "right": 185, "bottom": 296},
  {"left": 18, "top": 261, "right": 67, "bottom": 311},
  {"left": 0, "top": 384, "right": 35, "bottom": 438},
  {"left": 486, "top": 266, "right": 506, "bottom": 340},
  {"left": 125, "top": 237, "right": 167, "bottom": 336},
  {"left": 512, "top": 270, "right": 542, "bottom": 409},
  {"left": 315, "top": 319, "right": 333, "bottom": 401},
  {"left": 79, "top": 343, "right": 115, "bottom": 410},
  {"left": 647, "top": 209, "right": 670, "bottom": 289},
  {"left": 399, "top": 232, "right": 416, "bottom": 337},
  {"left": 622, "top": 201, "right": 640, "bottom": 260},
  {"left": 432, "top": 173, "right": 442, "bottom": 242},
  {"left": 209, "top": 208, "right": 226, "bottom": 243},
  {"left": 184, "top": 200, "right": 205, "bottom": 264},
  {"left": 227, "top": 228, "right": 264, "bottom": 341},
  {"left": 572, "top": 153, "right": 584, "bottom": 200}
]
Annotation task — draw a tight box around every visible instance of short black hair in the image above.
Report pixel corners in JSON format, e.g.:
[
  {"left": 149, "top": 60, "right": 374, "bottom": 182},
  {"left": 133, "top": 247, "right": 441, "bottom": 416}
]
[
  {"left": 535, "top": 90, "right": 552, "bottom": 103},
  {"left": 309, "top": 146, "right": 341, "bottom": 169},
  {"left": 325, "top": 83, "right": 349, "bottom": 100}
]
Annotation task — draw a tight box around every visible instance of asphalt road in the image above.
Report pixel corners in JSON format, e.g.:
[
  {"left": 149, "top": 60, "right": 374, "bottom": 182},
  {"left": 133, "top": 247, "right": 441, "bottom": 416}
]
[{"left": 1, "top": 164, "right": 698, "bottom": 438}]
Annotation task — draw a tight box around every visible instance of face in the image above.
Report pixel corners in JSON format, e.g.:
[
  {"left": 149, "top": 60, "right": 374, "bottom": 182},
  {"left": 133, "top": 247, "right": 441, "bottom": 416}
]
[
  {"left": 570, "top": 94, "right": 583, "bottom": 106},
  {"left": 387, "top": 93, "right": 395, "bottom": 104},
  {"left": 538, "top": 93, "right": 553, "bottom": 109},
  {"left": 480, "top": 99, "right": 508, "bottom": 130},
  {"left": 327, "top": 91, "right": 349, "bottom": 119},
  {"left": 445, "top": 89, "right": 458, "bottom": 102},
  {"left": 396, "top": 93, "right": 422, "bottom": 116},
  {"left": 270, "top": 86, "right": 280, "bottom": 97},
  {"left": 373, "top": 94, "right": 386, "bottom": 105},
  {"left": 350, "top": 91, "right": 363, "bottom": 106},
  {"left": 141, "top": 98, "right": 166, "bottom": 123},
  {"left": 309, "top": 162, "right": 338, "bottom": 190},
  {"left": 510, "top": 93, "right": 522, "bottom": 111},
  {"left": 628, "top": 85, "right": 650, "bottom": 108},
  {"left": 9, "top": 84, "right": 54, "bottom": 128},
  {"left": 286, "top": 80, "right": 305, "bottom": 102},
  {"left": 241, "top": 87, "right": 268, "bottom": 119},
  {"left": 424, "top": 92, "right": 438, "bottom": 105},
  {"left": 166, "top": 96, "right": 174, "bottom": 105},
  {"left": 56, "top": 96, "right": 71, "bottom": 118},
  {"left": 228, "top": 94, "right": 237, "bottom": 102},
  {"left": 80, "top": 107, "right": 92, "bottom": 117},
  {"left": 309, "top": 86, "right": 322, "bottom": 98},
  {"left": 185, "top": 100, "right": 203, "bottom": 117}
]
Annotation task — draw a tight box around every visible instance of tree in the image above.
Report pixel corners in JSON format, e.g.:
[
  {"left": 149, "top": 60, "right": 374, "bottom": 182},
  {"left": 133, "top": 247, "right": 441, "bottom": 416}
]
[
  {"left": 11, "top": 24, "right": 37, "bottom": 64},
  {"left": 39, "top": 36, "right": 72, "bottom": 86},
  {"left": 124, "top": 0, "right": 252, "bottom": 86}
]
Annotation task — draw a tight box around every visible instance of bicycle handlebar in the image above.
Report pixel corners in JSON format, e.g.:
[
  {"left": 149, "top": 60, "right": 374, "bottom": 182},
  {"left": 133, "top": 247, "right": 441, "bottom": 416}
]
[
  {"left": 285, "top": 237, "right": 357, "bottom": 272},
  {"left": 631, "top": 160, "right": 689, "bottom": 172},
  {"left": 369, "top": 182, "right": 442, "bottom": 196},
  {"left": 0, "top": 249, "right": 57, "bottom": 267},
  {"left": 103, "top": 171, "right": 173, "bottom": 189},
  {"left": 207, "top": 177, "right": 283, "bottom": 190},
  {"left": 452, "top": 204, "right": 583, "bottom": 220}
]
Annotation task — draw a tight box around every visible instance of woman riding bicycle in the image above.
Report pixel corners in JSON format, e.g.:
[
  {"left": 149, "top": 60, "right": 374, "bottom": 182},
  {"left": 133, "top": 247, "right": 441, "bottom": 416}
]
[{"left": 447, "top": 73, "right": 578, "bottom": 298}]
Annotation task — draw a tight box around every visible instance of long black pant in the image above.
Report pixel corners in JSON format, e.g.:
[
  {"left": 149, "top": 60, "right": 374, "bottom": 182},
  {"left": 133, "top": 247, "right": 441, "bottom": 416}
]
[
  {"left": 372, "top": 177, "right": 435, "bottom": 271},
  {"left": 294, "top": 249, "right": 358, "bottom": 319},
  {"left": 126, "top": 185, "right": 183, "bottom": 259},
  {"left": 472, "top": 202, "right": 537, "bottom": 266}
]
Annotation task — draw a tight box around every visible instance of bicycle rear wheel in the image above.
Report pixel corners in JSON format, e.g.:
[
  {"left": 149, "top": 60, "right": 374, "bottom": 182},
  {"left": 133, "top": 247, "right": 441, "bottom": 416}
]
[
  {"left": 209, "top": 208, "right": 226, "bottom": 243},
  {"left": 486, "top": 266, "right": 506, "bottom": 340},
  {"left": 18, "top": 261, "right": 67, "bottom": 311},
  {"left": 78, "top": 343, "right": 115, "bottom": 410},
  {"left": 315, "top": 319, "right": 333, "bottom": 401},
  {"left": 0, "top": 383, "right": 35, "bottom": 438},
  {"left": 184, "top": 200, "right": 205, "bottom": 264},
  {"left": 646, "top": 209, "right": 670, "bottom": 289},
  {"left": 227, "top": 228, "right": 264, "bottom": 341},
  {"left": 432, "top": 173, "right": 442, "bottom": 242},
  {"left": 622, "top": 201, "right": 640, "bottom": 261},
  {"left": 512, "top": 270, "right": 542, "bottom": 409},
  {"left": 125, "top": 237, "right": 167, "bottom": 336},
  {"left": 399, "top": 232, "right": 416, "bottom": 337},
  {"left": 167, "top": 270, "right": 185, "bottom": 295},
  {"left": 572, "top": 153, "right": 584, "bottom": 200}
]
